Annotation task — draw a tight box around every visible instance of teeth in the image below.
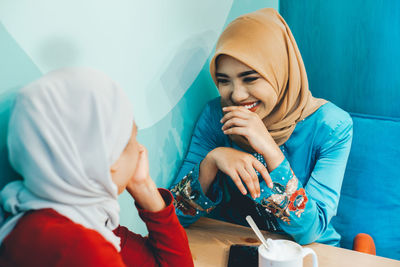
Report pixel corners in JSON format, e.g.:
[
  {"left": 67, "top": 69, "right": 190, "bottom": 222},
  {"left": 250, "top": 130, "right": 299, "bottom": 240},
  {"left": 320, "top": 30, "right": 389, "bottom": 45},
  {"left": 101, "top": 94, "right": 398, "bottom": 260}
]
[{"left": 244, "top": 102, "right": 259, "bottom": 109}]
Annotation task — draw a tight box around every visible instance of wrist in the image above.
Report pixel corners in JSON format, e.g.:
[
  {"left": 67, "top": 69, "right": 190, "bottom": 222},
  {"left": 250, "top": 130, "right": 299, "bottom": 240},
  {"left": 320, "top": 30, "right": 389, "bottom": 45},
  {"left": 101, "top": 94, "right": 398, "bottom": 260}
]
[
  {"left": 127, "top": 178, "right": 156, "bottom": 196},
  {"left": 261, "top": 146, "right": 285, "bottom": 172},
  {"left": 129, "top": 179, "right": 166, "bottom": 212},
  {"left": 199, "top": 151, "right": 219, "bottom": 193},
  {"left": 258, "top": 143, "right": 272, "bottom": 157}
]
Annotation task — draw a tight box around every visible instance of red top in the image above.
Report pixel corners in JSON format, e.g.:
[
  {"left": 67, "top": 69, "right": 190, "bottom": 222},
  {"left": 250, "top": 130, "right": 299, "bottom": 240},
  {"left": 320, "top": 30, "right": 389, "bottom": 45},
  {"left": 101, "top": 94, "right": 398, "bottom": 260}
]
[{"left": 0, "top": 189, "right": 194, "bottom": 267}]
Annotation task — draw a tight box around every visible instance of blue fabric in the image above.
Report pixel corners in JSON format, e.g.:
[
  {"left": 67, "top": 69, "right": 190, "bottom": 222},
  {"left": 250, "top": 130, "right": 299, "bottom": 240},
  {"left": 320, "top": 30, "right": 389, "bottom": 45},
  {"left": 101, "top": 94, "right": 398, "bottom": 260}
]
[
  {"left": 171, "top": 97, "right": 353, "bottom": 246},
  {"left": 331, "top": 113, "right": 400, "bottom": 260}
]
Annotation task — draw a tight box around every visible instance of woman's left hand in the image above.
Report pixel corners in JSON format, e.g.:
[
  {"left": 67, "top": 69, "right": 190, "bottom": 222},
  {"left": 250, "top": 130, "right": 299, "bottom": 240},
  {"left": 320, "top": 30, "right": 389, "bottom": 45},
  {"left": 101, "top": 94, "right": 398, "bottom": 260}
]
[{"left": 221, "top": 106, "right": 274, "bottom": 155}]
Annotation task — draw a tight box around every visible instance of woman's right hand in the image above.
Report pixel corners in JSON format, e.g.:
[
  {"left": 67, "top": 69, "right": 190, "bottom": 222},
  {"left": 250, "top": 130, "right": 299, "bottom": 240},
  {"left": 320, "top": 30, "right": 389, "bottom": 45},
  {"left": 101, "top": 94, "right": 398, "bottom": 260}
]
[{"left": 200, "top": 147, "right": 273, "bottom": 199}]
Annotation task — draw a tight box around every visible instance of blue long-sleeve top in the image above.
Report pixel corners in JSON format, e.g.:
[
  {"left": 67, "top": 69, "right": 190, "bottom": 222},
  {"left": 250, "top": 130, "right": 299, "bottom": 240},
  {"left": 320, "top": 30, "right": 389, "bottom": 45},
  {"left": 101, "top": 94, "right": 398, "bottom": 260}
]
[{"left": 170, "top": 97, "right": 353, "bottom": 246}]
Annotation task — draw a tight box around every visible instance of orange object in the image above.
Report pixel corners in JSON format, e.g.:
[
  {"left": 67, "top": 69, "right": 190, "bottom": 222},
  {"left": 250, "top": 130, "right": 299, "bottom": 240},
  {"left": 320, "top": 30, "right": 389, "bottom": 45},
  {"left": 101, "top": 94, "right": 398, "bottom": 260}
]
[{"left": 353, "top": 233, "right": 376, "bottom": 255}]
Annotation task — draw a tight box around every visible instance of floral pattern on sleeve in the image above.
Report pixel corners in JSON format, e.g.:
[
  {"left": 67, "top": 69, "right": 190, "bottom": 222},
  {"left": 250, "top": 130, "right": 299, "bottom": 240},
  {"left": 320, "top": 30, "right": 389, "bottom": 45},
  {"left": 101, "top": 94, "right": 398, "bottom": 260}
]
[
  {"left": 259, "top": 168, "right": 308, "bottom": 225},
  {"left": 170, "top": 171, "right": 216, "bottom": 216}
]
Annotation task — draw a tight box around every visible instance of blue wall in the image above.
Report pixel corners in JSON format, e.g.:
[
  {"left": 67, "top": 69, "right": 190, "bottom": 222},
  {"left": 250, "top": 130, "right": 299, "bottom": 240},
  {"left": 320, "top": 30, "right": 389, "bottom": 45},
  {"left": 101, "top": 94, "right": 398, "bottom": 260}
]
[{"left": 280, "top": 0, "right": 400, "bottom": 117}]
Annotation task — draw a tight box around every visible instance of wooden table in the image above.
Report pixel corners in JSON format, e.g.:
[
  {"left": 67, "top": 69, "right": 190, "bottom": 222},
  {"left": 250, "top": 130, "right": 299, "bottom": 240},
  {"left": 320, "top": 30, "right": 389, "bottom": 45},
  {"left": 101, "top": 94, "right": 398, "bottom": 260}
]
[{"left": 185, "top": 217, "right": 400, "bottom": 267}]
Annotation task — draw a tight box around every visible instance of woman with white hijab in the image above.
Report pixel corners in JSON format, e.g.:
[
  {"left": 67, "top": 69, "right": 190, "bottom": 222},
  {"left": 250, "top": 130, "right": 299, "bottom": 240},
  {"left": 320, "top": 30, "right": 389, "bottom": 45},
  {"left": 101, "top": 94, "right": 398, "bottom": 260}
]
[{"left": 0, "top": 68, "right": 194, "bottom": 267}]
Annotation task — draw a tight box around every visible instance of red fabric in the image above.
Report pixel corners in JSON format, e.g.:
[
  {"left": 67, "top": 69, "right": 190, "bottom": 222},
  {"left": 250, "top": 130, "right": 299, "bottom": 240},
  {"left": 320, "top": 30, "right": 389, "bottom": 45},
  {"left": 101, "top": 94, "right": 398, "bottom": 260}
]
[{"left": 0, "top": 189, "right": 193, "bottom": 267}]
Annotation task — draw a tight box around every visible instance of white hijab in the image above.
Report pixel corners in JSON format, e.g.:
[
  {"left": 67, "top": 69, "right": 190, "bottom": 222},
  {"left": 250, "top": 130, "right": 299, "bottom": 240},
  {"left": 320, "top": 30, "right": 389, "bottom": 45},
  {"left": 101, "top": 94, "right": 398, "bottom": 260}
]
[{"left": 0, "top": 67, "right": 134, "bottom": 251}]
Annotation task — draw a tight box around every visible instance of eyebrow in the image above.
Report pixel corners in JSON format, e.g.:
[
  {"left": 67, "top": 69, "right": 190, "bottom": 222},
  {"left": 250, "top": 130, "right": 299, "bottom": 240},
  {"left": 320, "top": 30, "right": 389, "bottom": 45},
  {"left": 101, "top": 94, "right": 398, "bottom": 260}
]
[
  {"left": 215, "top": 70, "right": 258, "bottom": 78},
  {"left": 215, "top": 73, "right": 229, "bottom": 78},
  {"left": 238, "top": 70, "right": 258, "bottom": 77}
]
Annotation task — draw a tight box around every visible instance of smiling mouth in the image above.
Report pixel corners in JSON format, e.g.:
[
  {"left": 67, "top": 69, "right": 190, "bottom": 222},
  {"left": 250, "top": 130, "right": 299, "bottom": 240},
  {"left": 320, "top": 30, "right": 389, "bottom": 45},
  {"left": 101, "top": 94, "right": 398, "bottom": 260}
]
[{"left": 239, "top": 101, "right": 260, "bottom": 112}]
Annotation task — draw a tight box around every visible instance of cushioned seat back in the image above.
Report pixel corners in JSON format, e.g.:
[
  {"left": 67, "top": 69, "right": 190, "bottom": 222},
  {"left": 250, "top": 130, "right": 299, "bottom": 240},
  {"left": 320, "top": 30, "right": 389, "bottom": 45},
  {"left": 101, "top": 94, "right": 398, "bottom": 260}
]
[{"left": 332, "top": 113, "right": 400, "bottom": 260}]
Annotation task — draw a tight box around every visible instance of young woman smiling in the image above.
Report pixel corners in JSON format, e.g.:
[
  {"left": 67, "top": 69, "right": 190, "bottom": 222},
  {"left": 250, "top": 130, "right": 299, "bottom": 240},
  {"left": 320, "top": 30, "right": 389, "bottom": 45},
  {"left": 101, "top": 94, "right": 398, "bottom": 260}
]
[{"left": 170, "top": 8, "right": 353, "bottom": 246}]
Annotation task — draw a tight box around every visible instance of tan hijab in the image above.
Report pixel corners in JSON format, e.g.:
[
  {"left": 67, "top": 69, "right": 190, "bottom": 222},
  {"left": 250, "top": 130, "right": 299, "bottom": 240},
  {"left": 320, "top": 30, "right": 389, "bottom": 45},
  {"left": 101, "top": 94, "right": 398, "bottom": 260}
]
[{"left": 210, "top": 8, "right": 327, "bottom": 146}]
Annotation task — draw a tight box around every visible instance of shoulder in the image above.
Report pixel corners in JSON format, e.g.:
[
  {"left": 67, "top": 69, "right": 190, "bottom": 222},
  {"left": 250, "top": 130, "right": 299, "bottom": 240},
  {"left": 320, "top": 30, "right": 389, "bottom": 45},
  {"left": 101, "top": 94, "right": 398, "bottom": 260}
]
[
  {"left": 312, "top": 102, "right": 352, "bottom": 129},
  {"left": 3, "top": 209, "right": 124, "bottom": 266},
  {"left": 292, "top": 102, "right": 353, "bottom": 150},
  {"left": 305, "top": 102, "right": 353, "bottom": 137}
]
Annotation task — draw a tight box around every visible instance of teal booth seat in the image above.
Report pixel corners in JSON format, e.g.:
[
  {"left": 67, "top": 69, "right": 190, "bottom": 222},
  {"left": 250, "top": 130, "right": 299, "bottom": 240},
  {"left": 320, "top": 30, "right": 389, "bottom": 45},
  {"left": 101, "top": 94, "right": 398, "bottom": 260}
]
[
  {"left": 331, "top": 113, "right": 400, "bottom": 260},
  {"left": 279, "top": 0, "right": 400, "bottom": 260}
]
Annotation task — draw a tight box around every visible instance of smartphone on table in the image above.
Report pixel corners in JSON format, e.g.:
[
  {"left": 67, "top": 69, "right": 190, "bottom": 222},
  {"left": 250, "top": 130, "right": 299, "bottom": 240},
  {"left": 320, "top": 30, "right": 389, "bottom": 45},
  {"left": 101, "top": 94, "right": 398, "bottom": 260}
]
[{"left": 227, "top": 244, "right": 258, "bottom": 267}]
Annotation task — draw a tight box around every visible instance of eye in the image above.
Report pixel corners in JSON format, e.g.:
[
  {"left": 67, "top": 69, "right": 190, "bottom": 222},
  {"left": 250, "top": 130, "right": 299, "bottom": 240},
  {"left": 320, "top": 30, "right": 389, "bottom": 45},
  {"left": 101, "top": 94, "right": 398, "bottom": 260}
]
[
  {"left": 217, "top": 78, "right": 230, "bottom": 84},
  {"left": 243, "top": 77, "right": 259, "bottom": 83}
]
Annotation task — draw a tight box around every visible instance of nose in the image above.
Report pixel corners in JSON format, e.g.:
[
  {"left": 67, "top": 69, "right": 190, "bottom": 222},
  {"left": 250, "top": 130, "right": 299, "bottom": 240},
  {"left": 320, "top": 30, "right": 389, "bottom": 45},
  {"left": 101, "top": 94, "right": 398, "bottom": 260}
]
[{"left": 230, "top": 82, "right": 249, "bottom": 104}]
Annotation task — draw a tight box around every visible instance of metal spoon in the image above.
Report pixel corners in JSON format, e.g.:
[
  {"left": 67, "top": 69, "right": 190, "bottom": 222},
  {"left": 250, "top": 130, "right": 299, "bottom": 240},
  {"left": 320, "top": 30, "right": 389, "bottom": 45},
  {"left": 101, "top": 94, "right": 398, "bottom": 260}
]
[{"left": 245, "top": 215, "right": 270, "bottom": 250}]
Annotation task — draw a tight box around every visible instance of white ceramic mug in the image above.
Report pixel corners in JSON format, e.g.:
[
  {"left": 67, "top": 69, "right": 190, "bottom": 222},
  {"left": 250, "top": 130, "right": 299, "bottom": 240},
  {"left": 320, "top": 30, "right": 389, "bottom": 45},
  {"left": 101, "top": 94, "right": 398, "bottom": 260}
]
[{"left": 258, "top": 239, "right": 318, "bottom": 267}]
